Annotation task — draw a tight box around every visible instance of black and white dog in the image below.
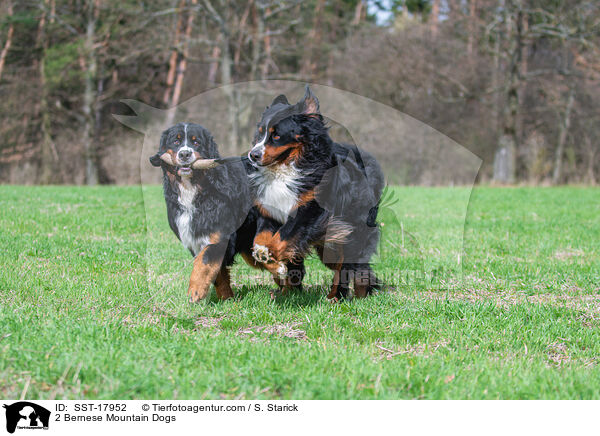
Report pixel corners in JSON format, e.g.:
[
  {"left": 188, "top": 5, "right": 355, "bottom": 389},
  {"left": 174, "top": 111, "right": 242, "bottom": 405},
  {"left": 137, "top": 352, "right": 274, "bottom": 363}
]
[{"left": 150, "top": 122, "right": 257, "bottom": 301}]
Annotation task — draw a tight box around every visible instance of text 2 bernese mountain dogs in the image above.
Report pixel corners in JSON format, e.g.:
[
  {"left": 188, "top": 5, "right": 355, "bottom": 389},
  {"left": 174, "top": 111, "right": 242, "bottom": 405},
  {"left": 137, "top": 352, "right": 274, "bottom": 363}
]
[
  {"left": 149, "top": 122, "right": 258, "bottom": 302},
  {"left": 246, "top": 86, "right": 385, "bottom": 300}
]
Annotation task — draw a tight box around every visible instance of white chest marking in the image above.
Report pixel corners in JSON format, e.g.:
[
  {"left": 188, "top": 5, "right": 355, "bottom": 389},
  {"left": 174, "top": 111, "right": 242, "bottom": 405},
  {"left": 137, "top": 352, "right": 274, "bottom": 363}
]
[
  {"left": 175, "top": 179, "right": 208, "bottom": 255},
  {"left": 250, "top": 164, "right": 301, "bottom": 224}
]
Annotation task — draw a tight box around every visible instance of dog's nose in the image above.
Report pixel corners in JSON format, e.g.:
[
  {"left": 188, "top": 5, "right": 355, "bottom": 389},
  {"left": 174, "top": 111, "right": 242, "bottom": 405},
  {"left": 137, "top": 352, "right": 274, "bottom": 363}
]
[
  {"left": 178, "top": 149, "right": 192, "bottom": 162},
  {"left": 249, "top": 148, "right": 262, "bottom": 162}
]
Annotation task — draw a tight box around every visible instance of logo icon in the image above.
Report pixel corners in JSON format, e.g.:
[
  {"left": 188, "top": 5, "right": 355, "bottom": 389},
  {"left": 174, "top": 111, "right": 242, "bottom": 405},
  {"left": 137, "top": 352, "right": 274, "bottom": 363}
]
[{"left": 2, "top": 402, "right": 50, "bottom": 434}]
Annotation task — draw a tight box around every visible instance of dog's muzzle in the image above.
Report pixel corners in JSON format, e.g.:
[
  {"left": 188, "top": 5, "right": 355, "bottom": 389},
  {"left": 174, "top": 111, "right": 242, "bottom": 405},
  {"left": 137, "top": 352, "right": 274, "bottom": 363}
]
[
  {"left": 248, "top": 145, "right": 264, "bottom": 166},
  {"left": 177, "top": 149, "right": 193, "bottom": 163}
]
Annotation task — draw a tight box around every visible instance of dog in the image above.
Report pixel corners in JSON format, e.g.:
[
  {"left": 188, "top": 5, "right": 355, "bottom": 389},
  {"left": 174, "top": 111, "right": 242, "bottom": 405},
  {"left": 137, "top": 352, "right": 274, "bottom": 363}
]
[
  {"left": 246, "top": 86, "right": 385, "bottom": 299},
  {"left": 150, "top": 122, "right": 257, "bottom": 301}
]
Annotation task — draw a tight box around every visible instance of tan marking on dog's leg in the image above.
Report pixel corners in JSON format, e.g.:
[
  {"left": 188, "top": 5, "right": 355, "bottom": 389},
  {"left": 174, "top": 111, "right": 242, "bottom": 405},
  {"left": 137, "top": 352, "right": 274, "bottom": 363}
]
[
  {"left": 187, "top": 233, "right": 222, "bottom": 302},
  {"left": 326, "top": 254, "right": 344, "bottom": 300},
  {"left": 254, "top": 232, "right": 294, "bottom": 259},
  {"left": 252, "top": 231, "right": 289, "bottom": 278},
  {"left": 188, "top": 253, "right": 220, "bottom": 302},
  {"left": 241, "top": 252, "right": 263, "bottom": 270}
]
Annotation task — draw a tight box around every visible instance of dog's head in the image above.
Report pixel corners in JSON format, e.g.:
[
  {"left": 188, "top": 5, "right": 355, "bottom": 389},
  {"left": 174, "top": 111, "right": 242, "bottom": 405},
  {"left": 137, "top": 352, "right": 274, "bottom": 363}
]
[
  {"left": 247, "top": 86, "right": 323, "bottom": 167},
  {"left": 150, "top": 123, "right": 221, "bottom": 177}
]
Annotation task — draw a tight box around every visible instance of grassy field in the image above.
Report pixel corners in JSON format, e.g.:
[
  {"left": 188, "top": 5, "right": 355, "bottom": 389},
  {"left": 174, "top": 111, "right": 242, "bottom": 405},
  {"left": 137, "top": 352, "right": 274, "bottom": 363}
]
[{"left": 0, "top": 185, "right": 599, "bottom": 399}]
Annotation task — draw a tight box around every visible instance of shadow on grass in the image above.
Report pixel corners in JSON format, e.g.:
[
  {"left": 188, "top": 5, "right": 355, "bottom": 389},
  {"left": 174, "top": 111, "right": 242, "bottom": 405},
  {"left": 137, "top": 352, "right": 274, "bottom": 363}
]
[
  {"left": 222, "top": 284, "right": 327, "bottom": 308},
  {"left": 155, "top": 309, "right": 198, "bottom": 331},
  {"left": 271, "top": 285, "right": 327, "bottom": 308},
  {"left": 151, "top": 285, "right": 327, "bottom": 333}
]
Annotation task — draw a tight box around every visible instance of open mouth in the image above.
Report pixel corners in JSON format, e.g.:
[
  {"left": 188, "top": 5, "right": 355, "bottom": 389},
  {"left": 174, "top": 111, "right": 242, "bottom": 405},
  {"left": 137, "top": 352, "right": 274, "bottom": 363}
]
[
  {"left": 248, "top": 159, "right": 261, "bottom": 168},
  {"left": 177, "top": 166, "right": 193, "bottom": 177}
]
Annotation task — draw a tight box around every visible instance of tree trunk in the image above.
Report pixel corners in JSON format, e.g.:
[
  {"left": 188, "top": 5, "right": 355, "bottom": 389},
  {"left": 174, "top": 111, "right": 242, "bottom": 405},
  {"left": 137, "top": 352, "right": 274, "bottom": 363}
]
[
  {"left": 207, "top": 44, "right": 220, "bottom": 85},
  {"left": 249, "top": 2, "right": 261, "bottom": 81},
  {"left": 82, "top": 0, "right": 99, "bottom": 185},
  {"left": 584, "top": 135, "right": 596, "bottom": 185},
  {"left": 516, "top": 10, "right": 528, "bottom": 155},
  {"left": 552, "top": 87, "right": 575, "bottom": 185},
  {"left": 221, "top": 35, "right": 240, "bottom": 154},
  {"left": 171, "top": 0, "right": 196, "bottom": 106},
  {"left": 494, "top": 0, "right": 523, "bottom": 183},
  {"left": 430, "top": 0, "right": 439, "bottom": 38},
  {"left": 261, "top": 8, "right": 271, "bottom": 80},
  {"left": 352, "top": 0, "right": 364, "bottom": 26},
  {"left": 163, "top": 0, "right": 185, "bottom": 105},
  {"left": 165, "top": 0, "right": 197, "bottom": 126},
  {"left": 301, "top": 0, "right": 325, "bottom": 78},
  {"left": 233, "top": 0, "right": 251, "bottom": 66},
  {"left": 202, "top": 0, "right": 238, "bottom": 153},
  {"left": 95, "top": 74, "right": 108, "bottom": 183},
  {"left": 0, "top": 1, "right": 14, "bottom": 81},
  {"left": 467, "top": 0, "right": 476, "bottom": 56},
  {"left": 491, "top": 0, "right": 502, "bottom": 135},
  {"left": 37, "top": 0, "right": 60, "bottom": 184}
]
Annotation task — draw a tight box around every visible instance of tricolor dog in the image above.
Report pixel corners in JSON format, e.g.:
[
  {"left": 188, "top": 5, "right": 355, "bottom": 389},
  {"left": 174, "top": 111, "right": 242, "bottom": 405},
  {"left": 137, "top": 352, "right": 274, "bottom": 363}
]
[
  {"left": 150, "top": 122, "right": 257, "bottom": 301},
  {"left": 246, "top": 86, "right": 385, "bottom": 300}
]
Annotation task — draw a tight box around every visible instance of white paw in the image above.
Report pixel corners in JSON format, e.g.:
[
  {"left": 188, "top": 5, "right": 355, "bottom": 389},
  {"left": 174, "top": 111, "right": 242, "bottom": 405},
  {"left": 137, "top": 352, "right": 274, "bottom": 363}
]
[
  {"left": 276, "top": 262, "right": 288, "bottom": 279},
  {"left": 252, "top": 244, "right": 272, "bottom": 264}
]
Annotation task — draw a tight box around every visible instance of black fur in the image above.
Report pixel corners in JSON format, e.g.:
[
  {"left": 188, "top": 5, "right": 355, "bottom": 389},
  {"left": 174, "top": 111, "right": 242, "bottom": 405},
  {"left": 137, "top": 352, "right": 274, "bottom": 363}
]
[
  {"left": 247, "top": 87, "right": 385, "bottom": 299},
  {"left": 151, "top": 123, "right": 256, "bottom": 298}
]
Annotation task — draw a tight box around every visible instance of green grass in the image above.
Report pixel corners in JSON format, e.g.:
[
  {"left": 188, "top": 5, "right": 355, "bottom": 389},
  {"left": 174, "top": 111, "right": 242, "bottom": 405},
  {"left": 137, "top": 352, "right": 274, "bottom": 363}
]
[{"left": 0, "top": 185, "right": 599, "bottom": 399}]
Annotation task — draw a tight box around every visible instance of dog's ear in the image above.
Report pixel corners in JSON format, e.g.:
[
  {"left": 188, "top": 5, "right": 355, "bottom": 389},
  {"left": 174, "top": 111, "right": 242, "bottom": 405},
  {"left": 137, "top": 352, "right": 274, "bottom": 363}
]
[
  {"left": 206, "top": 134, "right": 220, "bottom": 158},
  {"left": 301, "top": 85, "right": 320, "bottom": 115},
  {"left": 150, "top": 128, "right": 171, "bottom": 167},
  {"left": 271, "top": 94, "right": 289, "bottom": 106},
  {"left": 149, "top": 153, "right": 163, "bottom": 167}
]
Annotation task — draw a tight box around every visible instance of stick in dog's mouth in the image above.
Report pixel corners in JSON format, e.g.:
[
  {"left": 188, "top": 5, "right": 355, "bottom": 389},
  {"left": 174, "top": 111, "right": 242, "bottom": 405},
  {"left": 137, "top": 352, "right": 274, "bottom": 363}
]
[{"left": 158, "top": 153, "right": 244, "bottom": 171}]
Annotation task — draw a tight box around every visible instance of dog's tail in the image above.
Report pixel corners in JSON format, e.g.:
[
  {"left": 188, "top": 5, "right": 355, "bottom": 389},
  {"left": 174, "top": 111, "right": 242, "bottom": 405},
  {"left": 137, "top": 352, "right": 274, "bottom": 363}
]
[{"left": 324, "top": 217, "right": 353, "bottom": 245}]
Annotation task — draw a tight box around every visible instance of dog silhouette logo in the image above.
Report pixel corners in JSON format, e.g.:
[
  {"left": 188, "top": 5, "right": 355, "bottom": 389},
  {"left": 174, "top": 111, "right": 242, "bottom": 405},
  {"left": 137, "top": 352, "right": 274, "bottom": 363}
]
[{"left": 2, "top": 402, "right": 50, "bottom": 433}]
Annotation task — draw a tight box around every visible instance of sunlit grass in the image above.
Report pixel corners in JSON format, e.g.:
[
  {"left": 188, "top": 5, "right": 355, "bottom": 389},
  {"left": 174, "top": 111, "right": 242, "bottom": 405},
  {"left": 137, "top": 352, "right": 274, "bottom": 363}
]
[{"left": 0, "top": 185, "right": 598, "bottom": 399}]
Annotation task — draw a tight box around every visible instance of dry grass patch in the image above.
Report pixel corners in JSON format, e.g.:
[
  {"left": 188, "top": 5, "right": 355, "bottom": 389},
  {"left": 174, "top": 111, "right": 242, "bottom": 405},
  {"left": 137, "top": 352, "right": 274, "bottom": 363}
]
[
  {"left": 238, "top": 322, "right": 307, "bottom": 340},
  {"left": 195, "top": 316, "right": 224, "bottom": 328},
  {"left": 406, "top": 288, "right": 600, "bottom": 317},
  {"left": 375, "top": 339, "right": 450, "bottom": 360}
]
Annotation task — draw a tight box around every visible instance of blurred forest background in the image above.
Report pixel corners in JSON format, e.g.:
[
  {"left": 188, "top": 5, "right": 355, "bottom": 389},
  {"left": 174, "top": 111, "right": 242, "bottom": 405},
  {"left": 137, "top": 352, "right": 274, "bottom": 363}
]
[{"left": 0, "top": 0, "right": 598, "bottom": 185}]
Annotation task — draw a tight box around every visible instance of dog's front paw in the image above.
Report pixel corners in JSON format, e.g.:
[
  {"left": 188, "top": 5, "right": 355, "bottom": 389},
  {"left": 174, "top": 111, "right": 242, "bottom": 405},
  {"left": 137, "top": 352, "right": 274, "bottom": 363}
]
[
  {"left": 252, "top": 244, "right": 272, "bottom": 264},
  {"left": 275, "top": 262, "right": 288, "bottom": 279},
  {"left": 253, "top": 244, "right": 287, "bottom": 279},
  {"left": 188, "top": 289, "right": 204, "bottom": 303}
]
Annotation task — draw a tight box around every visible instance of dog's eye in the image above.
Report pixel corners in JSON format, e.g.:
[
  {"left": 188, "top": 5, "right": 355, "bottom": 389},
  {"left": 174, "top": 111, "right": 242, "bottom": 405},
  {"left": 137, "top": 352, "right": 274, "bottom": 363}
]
[{"left": 273, "top": 135, "right": 280, "bottom": 141}]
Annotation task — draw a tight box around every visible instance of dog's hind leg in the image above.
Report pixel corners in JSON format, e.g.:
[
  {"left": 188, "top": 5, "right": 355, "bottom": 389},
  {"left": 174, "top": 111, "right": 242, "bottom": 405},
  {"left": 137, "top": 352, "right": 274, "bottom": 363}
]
[
  {"left": 327, "top": 264, "right": 350, "bottom": 301},
  {"left": 318, "top": 246, "right": 349, "bottom": 301},
  {"left": 188, "top": 233, "right": 229, "bottom": 302},
  {"left": 214, "top": 265, "right": 234, "bottom": 300},
  {"left": 353, "top": 265, "right": 380, "bottom": 298}
]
